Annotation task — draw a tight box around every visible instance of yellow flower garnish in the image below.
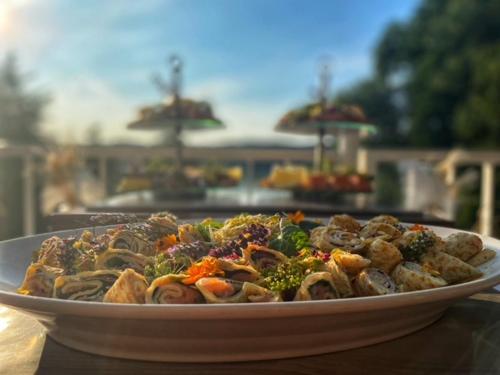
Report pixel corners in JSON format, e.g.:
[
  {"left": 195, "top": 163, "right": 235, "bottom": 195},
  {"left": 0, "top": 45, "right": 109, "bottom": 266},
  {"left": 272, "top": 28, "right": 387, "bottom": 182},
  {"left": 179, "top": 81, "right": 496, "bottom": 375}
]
[
  {"left": 156, "top": 234, "right": 178, "bottom": 253},
  {"left": 288, "top": 210, "right": 305, "bottom": 225}
]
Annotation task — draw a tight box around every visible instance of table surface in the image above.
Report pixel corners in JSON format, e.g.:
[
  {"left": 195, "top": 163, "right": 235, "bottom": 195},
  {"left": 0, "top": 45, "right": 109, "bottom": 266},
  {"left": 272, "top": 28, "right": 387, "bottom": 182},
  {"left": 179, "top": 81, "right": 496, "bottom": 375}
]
[{"left": 1, "top": 290, "right": 499, "bottom": 375}]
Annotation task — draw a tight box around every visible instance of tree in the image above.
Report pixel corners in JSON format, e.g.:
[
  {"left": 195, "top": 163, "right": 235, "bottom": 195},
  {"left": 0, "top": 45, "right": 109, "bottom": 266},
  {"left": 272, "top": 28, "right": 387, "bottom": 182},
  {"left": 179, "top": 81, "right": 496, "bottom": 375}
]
[
  {"left": 335, "top": 78, "right": 405, "bottom": 147},
  {"left": 0, "top": 54, "right": 48, "bottom": 144},
  {"left": 374, "top": 0, "right": 500, "bottom": 148},
  {"left": 0, "top": 54, "right": 48, "bottom": 239}
]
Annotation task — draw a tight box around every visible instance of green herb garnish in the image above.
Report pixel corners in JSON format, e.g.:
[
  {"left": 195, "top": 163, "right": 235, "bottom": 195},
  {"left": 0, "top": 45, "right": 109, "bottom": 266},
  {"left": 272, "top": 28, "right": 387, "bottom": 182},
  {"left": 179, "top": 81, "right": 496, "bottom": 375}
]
[{"left": 401, "top": 231, "right": 435, "bottom": 262}]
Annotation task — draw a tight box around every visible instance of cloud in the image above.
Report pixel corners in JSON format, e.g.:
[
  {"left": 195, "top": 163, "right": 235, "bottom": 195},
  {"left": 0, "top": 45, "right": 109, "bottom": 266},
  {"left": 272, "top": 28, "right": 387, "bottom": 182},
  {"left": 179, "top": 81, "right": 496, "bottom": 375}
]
[{"left": 42, "top": 76, "right": 157, "bottom": 145}]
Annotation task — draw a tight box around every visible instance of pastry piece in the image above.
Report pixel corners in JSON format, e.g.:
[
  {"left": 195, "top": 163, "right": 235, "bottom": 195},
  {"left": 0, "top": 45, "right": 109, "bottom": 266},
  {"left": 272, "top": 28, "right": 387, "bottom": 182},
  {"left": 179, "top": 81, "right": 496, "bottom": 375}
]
[
  {"left": 146, "top": 274, "right": 205, "bottom": 304},
  {"left": 17, "top": 263, "right": 64, "bottom": 297},
  {"left": 242, "top": 283, "right": 281, "bottom": 303},
  {"left": 53, "top": 270, "right": 120, "bottom": 301},
  {"left": 353, "top": 268, "right": 397, "bottom": 296},
  {"left": 328, "top": 214, "right": 361, "bottom": 233},
  {"left": 103, "top": 268, "right": 148, "bottom": 304},
  {"left": 444, "top": 232, "right": 483, "bottom": 261},
  {"left": 326, "top": 259, "right": 354, "bottom": 297},
  {"left": 311, "top": 226, "right": 365, "bottom": 253},
  {"left": 195, "top": 277, "right": 247, "bottom": 303},
  {"left": 95, "top": 248, "right": 152, "bottom": 273},
  {"left": 366, "top": 239, "right": 403, "bottom": 274},
  {"left": 467, "top": 249, "right": 496, "bottom": 267},
  {"left": 243, "top": 245, "right": 288, "bottom": 272},
  {"left": 294, "top": 272, "right": 339, "bottom": 301},
  {"left": 217, "top": 259, "right": 261, "bottom": 283},
  {"left": 391, "top": 262, "right": 447, "bottom": 292},
  {"left": 360, "top": 222, "right": 402, "bottom": 242},
  {"left": 331, "top": 249, "right": 371, "bottom": 275},
  {"left": 421, "top": 250, "right": 482, "bottom": 283}
]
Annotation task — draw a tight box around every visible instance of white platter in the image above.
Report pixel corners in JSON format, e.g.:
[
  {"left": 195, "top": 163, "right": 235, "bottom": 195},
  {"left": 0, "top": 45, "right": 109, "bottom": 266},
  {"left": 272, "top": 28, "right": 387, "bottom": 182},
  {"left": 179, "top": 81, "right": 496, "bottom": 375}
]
[{"left": 0, "top": 225, "right": 499, "bottom": 362}]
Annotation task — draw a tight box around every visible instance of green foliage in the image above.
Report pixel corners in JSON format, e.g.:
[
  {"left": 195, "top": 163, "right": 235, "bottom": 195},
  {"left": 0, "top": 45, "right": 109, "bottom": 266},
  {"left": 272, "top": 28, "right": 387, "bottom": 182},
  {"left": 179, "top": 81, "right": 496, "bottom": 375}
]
[
  {"left": 196, "top": 218, "right": 224, "bottom": 242},
  {"left": 375, "top": 163, "right": 402, "bottom": 208},
  {"left": 400, "top": 231, "right": 435, "bottom": 262},
  {"left": 374, "top": 0, "right": 500, "bottom": 148},
  {"left": 144, "top": 253, "right": 191, "bottom": 283},
  {"left": 263, "top": 257, "right": 322, "bottom": 294},
  {"left": 335, "top": 78, "right": 404, "bottom": 147},
  {"left": 269, "top": 224, "right": 310, "bottom": 257},
  {"left": 0, "top": 54, "right": 49, "bottom": 144}
]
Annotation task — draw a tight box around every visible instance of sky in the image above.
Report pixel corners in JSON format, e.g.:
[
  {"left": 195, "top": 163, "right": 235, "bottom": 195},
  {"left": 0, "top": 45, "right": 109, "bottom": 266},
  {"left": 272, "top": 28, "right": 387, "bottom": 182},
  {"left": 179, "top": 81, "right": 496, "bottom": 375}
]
[{"left": 0, "top": 0, "right": 420, "bottom": 146}]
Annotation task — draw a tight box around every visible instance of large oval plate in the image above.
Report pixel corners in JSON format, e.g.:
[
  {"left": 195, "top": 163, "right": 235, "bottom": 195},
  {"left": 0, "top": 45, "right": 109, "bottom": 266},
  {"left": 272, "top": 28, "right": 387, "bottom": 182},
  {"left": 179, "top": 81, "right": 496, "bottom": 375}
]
[{"left": 0, "top": 225, "right": 499, "bottom": 362}]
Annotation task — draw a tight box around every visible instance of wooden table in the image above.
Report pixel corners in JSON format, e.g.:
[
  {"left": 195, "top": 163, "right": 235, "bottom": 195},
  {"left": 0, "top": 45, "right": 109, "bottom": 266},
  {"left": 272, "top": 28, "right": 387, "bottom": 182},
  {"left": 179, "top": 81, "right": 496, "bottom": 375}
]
[{"left": 1, "top": 290, "right": 499, "bottom": 375}]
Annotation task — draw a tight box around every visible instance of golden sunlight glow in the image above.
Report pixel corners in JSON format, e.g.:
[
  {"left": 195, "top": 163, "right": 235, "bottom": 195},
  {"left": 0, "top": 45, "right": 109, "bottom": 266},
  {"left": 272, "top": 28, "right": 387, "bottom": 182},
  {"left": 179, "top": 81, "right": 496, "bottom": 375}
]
[
  {"left": 0, "top": 0, "right": 31, "bottom": 33},
  {"left": 0, "top": 3, "right": 9, "bottom": 32}
]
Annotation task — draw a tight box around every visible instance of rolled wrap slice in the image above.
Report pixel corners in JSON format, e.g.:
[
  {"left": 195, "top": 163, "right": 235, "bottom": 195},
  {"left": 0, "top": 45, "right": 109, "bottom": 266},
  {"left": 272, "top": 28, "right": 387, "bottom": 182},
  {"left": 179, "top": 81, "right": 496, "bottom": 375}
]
[
  {"left": 353, "top": 268, "right": 396, "bottom": 297},
  {"left": 294, "top": 272, "right": 339, "bottom": 301},
  {"left": 146, "top": 275, "right": 205, "bottom": 304},
  {"left": 216, "top": 259, "right": 261, "bottom": 283},
  {"left": 110, "top": 230, "right": 155, "bottom": 256},
  {"left": 421, "top": 250, "right": 482, "bottom": 283},
  {"left": 242, "top": 283, "right": 282, "bottom": 303},
  {"left": 444, "top": 232, "right": 483, "bottom": 261},
  {"left": 103, "top": 269, "right": 148, "bottom": 304},
  {"left": 326, "top": 259, "right": 354, "bottom": 297},
  {"left": 243, "top": 245, "right": 288, "bottom": 272},
  {"left": 95, "top": 248, "right": 152, "bottom": 273},
  {"left": 195, "top": 277, "right": 247, "bottom": 303},
  {"left": 391, "top": 262, "right": 447, "bottom": 292},
  {"left": 331, "top": 249, "right": 371, "bottom": 275},
  {"left": 18, "top": 263, "right": 64, "bottom": 297},
  {"left": 328, "top": 214, "right": 361, "bottom": 233},
  {"left": 310, "top": 226, "right": 365, "bottom": 253},
  {"left": 467, "top": 249, "right": 496, "bottom": 267},
  {"left": 360, "top": 222, "right": 401, "bottom": 242},
  {"left": 53, "top": 270, "right": 120, "bottom": 301},
  {"left": 178, "top": 224, "right": 205, "bottom": 243},
  {"left": 366, "top": 238, "right": 403, "bottom": 274},
  {"left": 368, "top": 215, "right": 400, "bottom": 226}
]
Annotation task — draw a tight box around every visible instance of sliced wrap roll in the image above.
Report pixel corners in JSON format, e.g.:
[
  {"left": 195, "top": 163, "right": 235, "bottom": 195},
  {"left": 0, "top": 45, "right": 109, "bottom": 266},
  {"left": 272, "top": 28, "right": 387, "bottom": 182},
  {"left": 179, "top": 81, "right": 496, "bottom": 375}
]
[
  {"left": 444, "top": 232, "right": 483, "bottom": 261},
  {"left": 366, "top": 238, "right": 403, "bottom": 274},
  {"left": 18, "top": 263, "right": 64, "bottom": 297},
  {"left": 243, "top": 245, "right": 288, "bottom": 272},
  {"left": 146, "top": 274, "right": 205, "bottom": 304},
  {"left": 353, "top": 268, "right": 396, "bottom": 296},
  {"left": 294, "top": 272, "right": 339, "bottom": 301},
  {"left": 326, "top": 259, "right": 354, "bottom": 297},
  {"left": 95, "top": 248, "right": 152, "bottom": 273},
  {"left": 217, "top": 259, "right": 261, "bottom": 283},
  {"left": 103, "top": 268, "right": 148, "bottom": 304},
  {"left": 391, "top": 262, "right": 447, "bottom": 292},
  {"left": 53, "top": 270, "right": 121, "bottom": 301},
  {"left": 421, "top": 250, "right": 482, "bottom": 283}
]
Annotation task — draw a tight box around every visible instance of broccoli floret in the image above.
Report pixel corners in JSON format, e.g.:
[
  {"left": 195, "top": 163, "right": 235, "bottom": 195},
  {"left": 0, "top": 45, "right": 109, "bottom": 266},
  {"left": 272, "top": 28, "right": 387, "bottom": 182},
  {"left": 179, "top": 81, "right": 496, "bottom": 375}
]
[
  {"left": 269, "top": 224, "right": 310, "bottom": 257},
  {"left": 401, "top": 231, "right": 435, "bottom": 262}
]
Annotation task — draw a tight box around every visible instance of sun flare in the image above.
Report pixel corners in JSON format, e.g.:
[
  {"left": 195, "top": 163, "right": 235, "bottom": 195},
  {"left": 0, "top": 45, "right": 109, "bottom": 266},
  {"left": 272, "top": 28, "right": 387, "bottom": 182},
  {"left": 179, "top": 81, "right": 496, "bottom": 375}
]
[{"left": 0, "top": 4, "right": 9, "bottom": 32}]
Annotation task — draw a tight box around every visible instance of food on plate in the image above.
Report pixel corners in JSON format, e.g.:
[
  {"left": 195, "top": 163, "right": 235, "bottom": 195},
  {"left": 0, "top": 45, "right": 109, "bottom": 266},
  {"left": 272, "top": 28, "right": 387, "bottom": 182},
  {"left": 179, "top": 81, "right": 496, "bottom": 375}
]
[
  {"left": 365, "top": 239, "right": 403, "bottom": 274},
  {"left": 353, "top": 268, "right": 397, "bottom": 296},
  {"left": 391, "top": 262, "right": 447, "bottom": 292},
  {"left": 53, "top": 270, "right": 121, "bottom": 301},
  {"left": 18, "top": 264, "right": 64, "bottom": 297},
  {"left": 443, "top": 232, "right": 483, "bottom": 261},
  {"left": 103, "top": 269, "right": 148, "bottom": 304},
  {"left": 467, "top": 248, "right": 496, "bottom": 267},
  {"left": 95, "top": 248, "right": 152, "bottom": 273},
  {"left": 294, "top": 272, "right": 339, "bottom": 301},
  {"left": 17, "top": 212, "right": 494, "bottom": 304},
  {"left": 146, "top": 274, "right": 205, "bottom": 304}
]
